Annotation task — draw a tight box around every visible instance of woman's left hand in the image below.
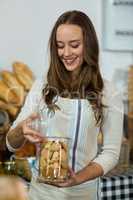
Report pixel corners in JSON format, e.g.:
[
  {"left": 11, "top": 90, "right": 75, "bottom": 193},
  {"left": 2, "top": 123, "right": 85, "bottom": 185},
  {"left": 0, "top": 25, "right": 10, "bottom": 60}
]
[
  {"left": 45, "top": 162, "right": 104, "bottom": 188},
  {"left": 49, "top": 168, "right": 79, "bottom": 188}
]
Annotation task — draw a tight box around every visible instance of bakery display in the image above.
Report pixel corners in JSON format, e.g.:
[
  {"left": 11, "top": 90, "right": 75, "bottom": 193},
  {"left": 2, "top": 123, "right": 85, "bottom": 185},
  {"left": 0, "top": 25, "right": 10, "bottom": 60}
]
[
  {"left": 0, "top": 61, "right": 35, "bottom": 160},
  {"left": 38, "top": 137, "right": 69, "bottom": 183}
]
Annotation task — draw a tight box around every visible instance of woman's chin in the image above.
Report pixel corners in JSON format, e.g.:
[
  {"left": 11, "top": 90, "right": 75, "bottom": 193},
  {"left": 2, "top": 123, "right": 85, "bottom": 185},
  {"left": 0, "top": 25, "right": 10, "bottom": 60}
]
[{"left": 65, "top": 65, "right": 78, "bottom": 72}]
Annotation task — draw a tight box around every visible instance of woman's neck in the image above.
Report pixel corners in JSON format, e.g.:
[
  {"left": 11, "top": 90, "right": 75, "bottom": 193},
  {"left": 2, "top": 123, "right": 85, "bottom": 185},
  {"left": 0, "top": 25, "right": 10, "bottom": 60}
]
[{"left": 71, "top": 68, "right": 81, "bottom": 81}]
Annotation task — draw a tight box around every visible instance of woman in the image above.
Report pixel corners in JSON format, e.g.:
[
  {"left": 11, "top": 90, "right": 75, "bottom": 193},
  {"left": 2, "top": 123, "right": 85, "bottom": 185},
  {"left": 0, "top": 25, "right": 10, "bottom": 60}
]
[{"left": 6, "top": 10, "right": 123, "bottom": 200}]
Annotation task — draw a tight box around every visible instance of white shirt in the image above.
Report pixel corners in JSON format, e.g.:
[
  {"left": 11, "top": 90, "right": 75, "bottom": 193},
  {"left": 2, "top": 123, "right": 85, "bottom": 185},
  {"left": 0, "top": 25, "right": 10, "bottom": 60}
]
[{"left": 6, "top": 78, "right": 124, "bottom": 200}]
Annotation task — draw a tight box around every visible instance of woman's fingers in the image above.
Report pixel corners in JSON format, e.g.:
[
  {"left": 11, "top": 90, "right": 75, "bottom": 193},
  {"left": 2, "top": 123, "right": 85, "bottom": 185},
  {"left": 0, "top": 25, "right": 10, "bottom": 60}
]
[
  {"left": 68, "top": 167, "right": 76, "bottom": 177},
  {"left": 24, "top": 132, "right": 44, "bottom": 143},
  {"left": 49, "top": 177, "right": 75, "bottom": 188},
  {"left": 24, "top": 135, "right": 42, "bottom": 143},
  {"left": 23, "top": 129, "right": 43, "bottom": 138},
  {"left": 20, "top": 112, "right": 40, "bottom": 128},
  {"left": 23, "top": 126, "right": 44, "bottom": 142},
  {"left": 22, "top": 112, "right": 44, "bottom": 143},
  {"left": 44, "top": 167, "right": 77, "bottom": 188},
  {"left": 24, "top": 113, "right": 40, "bottom": 125}
]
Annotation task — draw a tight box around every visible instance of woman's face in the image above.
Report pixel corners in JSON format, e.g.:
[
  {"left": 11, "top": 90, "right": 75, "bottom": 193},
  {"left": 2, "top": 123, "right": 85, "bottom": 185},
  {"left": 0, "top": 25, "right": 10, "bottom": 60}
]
[{"left": 56, "top": 24, "right": 84, "bottom": 75}]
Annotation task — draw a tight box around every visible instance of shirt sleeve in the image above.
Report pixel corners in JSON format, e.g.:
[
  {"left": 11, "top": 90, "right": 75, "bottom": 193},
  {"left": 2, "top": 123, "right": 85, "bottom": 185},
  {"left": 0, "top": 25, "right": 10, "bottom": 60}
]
[
  {"left": 93, "top": 81, "right": 124, "bottom": 175},
  {"left": 6, "top": 78, "right": 44, "bottom": 152}
]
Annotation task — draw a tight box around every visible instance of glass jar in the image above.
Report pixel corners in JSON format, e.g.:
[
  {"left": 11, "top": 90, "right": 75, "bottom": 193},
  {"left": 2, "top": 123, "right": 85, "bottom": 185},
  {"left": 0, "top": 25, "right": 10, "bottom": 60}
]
[
  {"left": 38, "top": 137, "right": 70, "bottom": 183},
  {"left": 3, "top": 161, "right": 16, "bottom": 175},
  {"left": 14, "top": 157, "right": 32, "bottom": 182}
]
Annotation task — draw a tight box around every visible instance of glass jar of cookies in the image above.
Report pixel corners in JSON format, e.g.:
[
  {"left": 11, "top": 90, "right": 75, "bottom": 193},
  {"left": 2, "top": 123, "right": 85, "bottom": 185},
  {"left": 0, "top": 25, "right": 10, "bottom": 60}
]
[{"left": 38, "top": 137, "right": 70, "bottom": 183}]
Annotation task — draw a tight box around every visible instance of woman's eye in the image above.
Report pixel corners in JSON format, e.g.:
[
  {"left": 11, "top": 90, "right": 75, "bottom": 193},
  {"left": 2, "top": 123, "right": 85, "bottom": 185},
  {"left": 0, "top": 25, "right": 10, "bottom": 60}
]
[
  {"left": 57, "top": 45, "right": 64, "bottom": 49},
  {"left": 56, "top": 43, "right": 64, "bottom": 49},
  {"left": 71, "top": 44, "right": 79, "bottom": 48},
  {"left": 70, "top": 42, "right": 80, "bottom": 48},
  {"left": 57, "top": 43, "right": 80, "bottom": 49}
]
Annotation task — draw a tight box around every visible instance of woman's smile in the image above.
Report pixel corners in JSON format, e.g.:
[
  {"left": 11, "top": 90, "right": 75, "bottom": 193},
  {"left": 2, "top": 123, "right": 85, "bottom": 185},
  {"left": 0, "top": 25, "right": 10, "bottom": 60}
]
[{"left": 63, "top": 56, "right": 78, "bottom": 66}]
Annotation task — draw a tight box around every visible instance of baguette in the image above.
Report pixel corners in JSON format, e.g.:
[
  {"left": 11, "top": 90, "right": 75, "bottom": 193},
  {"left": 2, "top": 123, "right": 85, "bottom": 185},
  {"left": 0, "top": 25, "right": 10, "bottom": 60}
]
[
  {"left": 12, "top": 61, "right": 34, "bottom": 90},
  {"left": 0, "top": 99, "right": 19, "bottom": 118},
  {"left": 0, "top": 80, "right": 19, "bottom": 105},
  {"left": 0, "top": 70, "right": 25, "bottom": 105}
]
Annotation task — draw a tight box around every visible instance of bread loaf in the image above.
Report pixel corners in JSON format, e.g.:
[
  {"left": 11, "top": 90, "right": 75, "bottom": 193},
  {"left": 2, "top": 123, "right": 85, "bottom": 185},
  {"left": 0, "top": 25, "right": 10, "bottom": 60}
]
[
  {"left": 12, "top": 61, "right": 34, "bottom": 90},
  {"left": 0, "top": 99, "right": 19, "bottom": 118},
  {"left": 0, "top": 80, "right": 19, "bottom": 105},
  {"left": 0, "top": 71, "right": 25, "bottom": 105}
]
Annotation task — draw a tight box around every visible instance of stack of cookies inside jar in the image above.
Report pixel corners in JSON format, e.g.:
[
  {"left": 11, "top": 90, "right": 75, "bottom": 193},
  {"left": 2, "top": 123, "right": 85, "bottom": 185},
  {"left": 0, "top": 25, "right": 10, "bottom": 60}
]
[{"left": 39, "top": 137, "right": 70, "bottom": 183}]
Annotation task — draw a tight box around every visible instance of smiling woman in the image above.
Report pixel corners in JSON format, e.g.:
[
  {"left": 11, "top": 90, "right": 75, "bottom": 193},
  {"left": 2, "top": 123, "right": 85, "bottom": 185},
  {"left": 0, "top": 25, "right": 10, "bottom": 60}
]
[{"left": 6, "top": 10, "right": 123, "bottom": 200}]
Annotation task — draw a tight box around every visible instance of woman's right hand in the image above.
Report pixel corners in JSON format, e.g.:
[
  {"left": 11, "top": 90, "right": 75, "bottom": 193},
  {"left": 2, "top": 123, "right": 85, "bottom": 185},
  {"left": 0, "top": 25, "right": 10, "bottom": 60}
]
[{"left": 21, "top": 113, "right": 44, "bottom": 143}]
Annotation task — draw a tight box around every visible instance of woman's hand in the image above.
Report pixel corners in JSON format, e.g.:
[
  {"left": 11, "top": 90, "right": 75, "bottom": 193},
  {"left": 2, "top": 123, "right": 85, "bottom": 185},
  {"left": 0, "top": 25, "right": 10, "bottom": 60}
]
[
  {"left": 21, "top": 113, "right": 44, "bottom": 143},
  {"left": 47, "top": 162, "right": 104, "bottom": 188},
  {"left": 7, "top": 112, "right": 45, "bottom": 149},
  {"left": 47, "top": 168, "right": 79, "bottom": 188},
  {"left": 56, "top": 168, "right": 78, "bottom": 187}
]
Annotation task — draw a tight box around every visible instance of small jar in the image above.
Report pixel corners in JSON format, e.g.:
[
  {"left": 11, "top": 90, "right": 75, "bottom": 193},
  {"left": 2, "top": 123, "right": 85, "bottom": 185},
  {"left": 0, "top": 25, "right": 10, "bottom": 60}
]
[
  {"left": 15, "top": 157, "right": 32, "bottom": 182},
  {"left": 3, "top": 161, "right": 16, "bottom": 175},
  {"left": 38, "top": 137, "right": 70, "bottom": 183}
]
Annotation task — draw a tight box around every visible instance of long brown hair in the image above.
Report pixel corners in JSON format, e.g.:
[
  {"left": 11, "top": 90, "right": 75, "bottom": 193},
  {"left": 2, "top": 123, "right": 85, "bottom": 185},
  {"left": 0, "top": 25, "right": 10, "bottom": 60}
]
[{"left": 43, "top": 10, "right": 104, "bottom": 126}]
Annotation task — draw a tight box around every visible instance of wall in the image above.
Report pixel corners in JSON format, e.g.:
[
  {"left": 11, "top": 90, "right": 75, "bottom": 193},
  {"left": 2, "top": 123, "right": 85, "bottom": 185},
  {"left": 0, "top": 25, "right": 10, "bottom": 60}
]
[{"left": 0, "top": 0, "right": 133, "bottom": 88}]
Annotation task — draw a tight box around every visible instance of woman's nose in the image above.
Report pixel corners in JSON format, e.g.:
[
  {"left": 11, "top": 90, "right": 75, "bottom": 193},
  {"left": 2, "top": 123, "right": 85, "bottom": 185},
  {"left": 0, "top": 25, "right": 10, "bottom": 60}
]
[{"left": 63, "top": 46, "right": 71, "bottom": 56}]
